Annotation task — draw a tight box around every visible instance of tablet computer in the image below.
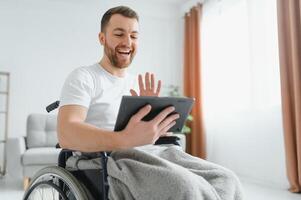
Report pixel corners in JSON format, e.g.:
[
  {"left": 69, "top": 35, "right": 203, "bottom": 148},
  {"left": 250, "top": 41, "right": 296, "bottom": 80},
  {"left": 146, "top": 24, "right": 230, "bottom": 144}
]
[{"left": 114, "top": 96, "right": 195, "bottom": 132}]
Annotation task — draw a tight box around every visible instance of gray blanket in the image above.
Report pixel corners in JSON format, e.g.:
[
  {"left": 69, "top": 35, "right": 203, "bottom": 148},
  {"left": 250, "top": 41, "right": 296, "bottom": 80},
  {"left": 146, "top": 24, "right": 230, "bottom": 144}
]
[{"left": 107, "top": 145, "right": 243, "bottom": 200}]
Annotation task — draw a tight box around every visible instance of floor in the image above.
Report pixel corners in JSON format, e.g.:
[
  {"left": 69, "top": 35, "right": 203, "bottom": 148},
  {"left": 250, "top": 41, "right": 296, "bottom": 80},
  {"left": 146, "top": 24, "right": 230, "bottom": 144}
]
[
  {"left": 242, "top": 181, "right": 301, "bottom": 200},
  {"left": 0, "top": 177, "right": 300, "bottom": 199},
  {"left": 0, "top": 178, "right": 23, "bottom": 199}
]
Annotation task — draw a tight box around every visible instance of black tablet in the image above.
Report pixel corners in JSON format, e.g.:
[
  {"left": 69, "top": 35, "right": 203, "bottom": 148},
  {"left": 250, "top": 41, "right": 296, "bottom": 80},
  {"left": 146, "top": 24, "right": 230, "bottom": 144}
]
[{"left": 114, "top": 96, "right": 195, "bottom": 132}]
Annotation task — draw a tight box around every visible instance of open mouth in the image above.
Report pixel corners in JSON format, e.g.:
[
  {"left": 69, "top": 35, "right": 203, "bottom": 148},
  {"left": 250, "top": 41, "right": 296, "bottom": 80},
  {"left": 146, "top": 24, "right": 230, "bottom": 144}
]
[{"left": 116, "top": 49, "right": 132, "bottom": 56}]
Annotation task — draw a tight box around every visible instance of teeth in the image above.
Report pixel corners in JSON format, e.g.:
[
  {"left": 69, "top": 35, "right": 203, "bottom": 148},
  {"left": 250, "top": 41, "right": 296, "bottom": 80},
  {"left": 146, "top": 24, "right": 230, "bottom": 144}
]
[{"left": 117, "top": 49, "right": 131, "bottom": 54}]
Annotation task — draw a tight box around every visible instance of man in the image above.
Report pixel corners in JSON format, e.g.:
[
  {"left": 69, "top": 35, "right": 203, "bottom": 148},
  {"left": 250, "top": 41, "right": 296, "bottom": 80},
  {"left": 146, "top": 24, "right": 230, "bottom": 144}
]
[
  {"left": 58, "top": 6, "right": 243, "bottom": 200},
  {"left": 58, "top": 6, "right": 179, "bottom": 152}
]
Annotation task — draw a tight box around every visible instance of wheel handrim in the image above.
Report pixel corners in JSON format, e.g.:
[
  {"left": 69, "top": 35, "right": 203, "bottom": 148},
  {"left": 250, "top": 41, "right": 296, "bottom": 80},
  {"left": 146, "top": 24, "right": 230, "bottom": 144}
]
[{"left": 25, "top": 173, "right": 80, "bottom": 200}]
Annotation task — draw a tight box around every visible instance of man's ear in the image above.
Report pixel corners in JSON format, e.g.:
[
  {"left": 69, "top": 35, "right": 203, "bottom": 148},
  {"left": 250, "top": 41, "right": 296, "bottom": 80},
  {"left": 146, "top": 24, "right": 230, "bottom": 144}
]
[{"left": 98, "top": 32, "right": 105, "bottom": 45}]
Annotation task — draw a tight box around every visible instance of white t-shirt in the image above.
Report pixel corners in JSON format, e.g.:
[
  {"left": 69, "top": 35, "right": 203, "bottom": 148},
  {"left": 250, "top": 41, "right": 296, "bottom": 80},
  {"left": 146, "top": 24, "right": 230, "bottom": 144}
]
[{"left": 60, "top": 63, "right": 137, "bottom": 131}]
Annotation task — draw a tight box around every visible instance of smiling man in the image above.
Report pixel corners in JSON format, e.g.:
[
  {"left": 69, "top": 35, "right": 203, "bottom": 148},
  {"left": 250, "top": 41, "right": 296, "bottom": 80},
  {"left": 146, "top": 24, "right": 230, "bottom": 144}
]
[
  {"left": 57, "top": 6, "right": 179, "bottom": 152},
  {"left": 56, "top": 6, "right": 243, "bottom": 200},
  {"left": 99, "top": 10, "right": 138, "bottom": 72}
]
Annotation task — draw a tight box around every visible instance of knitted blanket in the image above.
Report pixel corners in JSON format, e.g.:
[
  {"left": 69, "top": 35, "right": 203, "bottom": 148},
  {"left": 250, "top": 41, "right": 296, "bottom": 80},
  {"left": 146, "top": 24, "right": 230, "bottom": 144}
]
[{"left": 107, "top": 145, "right": 243, "bottom": 200}]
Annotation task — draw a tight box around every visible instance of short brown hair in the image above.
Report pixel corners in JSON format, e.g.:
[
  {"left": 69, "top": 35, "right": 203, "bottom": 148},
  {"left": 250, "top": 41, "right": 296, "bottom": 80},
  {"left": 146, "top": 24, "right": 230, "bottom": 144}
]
[{"left": 101, "top": 6, "right": 139, "bottom": 32}]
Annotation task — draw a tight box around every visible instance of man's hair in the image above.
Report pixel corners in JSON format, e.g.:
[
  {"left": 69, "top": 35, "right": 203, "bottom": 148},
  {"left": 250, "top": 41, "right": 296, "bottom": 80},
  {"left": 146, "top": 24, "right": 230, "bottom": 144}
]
[{"left": 101, "top": 6, "right": 139, "bottom": 32}]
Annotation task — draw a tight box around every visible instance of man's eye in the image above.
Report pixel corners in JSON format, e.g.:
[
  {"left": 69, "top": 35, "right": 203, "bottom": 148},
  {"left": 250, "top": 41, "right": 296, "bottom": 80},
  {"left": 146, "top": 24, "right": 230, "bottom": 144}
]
[
  {"left": 115, "top": 34, "right": 123, "bottom": 37},
  {"left": 131, "top": 36, "right": 138, "bottom": 39}
]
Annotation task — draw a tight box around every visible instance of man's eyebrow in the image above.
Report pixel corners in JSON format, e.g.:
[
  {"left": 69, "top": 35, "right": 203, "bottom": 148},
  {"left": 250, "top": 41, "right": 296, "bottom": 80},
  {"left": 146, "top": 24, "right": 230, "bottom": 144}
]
[
  {"left": 113, "top": 28, "right": 126, "bottom": 32},
  {"left": 113, "top": 28, "right": 139, "bottom": 34}
]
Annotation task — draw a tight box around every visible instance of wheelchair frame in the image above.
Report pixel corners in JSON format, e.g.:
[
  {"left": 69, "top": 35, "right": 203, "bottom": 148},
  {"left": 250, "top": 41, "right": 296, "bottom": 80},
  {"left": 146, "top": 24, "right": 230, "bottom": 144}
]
[
  {"left": 57, "top": 148, "right": 110, "bottom": 200},
  {"left": 23, "top": 101, "right": 181, "bottom": 200}
]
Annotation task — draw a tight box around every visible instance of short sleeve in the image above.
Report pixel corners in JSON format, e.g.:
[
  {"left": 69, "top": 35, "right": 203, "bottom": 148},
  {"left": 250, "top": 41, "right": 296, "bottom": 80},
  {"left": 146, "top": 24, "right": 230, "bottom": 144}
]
[{"left": 59, "top": 68, "right": 94, "bottom": 108}]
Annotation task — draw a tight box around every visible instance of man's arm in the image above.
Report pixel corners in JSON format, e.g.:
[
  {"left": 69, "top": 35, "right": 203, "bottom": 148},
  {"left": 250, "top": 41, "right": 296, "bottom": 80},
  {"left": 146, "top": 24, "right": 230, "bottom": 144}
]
[
  {"left": 57, "top": 104, "right": 179, "bottom": 152},
  {"left": 57, "top": 105, "right": 122, "bottom": 152}
]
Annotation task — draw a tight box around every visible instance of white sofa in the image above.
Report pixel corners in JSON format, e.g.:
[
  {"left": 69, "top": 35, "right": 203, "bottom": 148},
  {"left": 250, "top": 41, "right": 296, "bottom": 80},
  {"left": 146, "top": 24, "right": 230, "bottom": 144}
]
[{"left": 12, "top": 114, "right": 61, "bottom": 189}]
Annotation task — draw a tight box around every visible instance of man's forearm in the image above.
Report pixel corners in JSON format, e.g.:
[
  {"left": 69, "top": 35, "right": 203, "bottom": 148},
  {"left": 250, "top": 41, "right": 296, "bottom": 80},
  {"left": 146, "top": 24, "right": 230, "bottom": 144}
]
[{"left": 58, "top": 121, "right": 126, "bottom": 152}]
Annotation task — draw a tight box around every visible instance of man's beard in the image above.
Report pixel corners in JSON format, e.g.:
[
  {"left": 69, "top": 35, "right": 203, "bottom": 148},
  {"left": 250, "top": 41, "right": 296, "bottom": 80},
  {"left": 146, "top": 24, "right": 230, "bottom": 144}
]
[{"left": 104, "top": 43, "right": 135, "bottom": 69}]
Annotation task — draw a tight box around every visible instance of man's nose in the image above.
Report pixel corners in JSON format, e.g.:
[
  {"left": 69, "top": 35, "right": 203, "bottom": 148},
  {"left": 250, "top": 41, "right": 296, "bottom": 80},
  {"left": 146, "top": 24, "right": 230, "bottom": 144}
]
[{"left": 122, "top": 35, "right": 132, "bottom": 46}]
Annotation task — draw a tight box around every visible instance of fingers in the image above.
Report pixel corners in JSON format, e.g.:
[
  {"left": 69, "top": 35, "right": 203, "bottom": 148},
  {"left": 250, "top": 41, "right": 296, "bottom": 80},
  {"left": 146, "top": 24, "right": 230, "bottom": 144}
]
[
  {"left": 151, "top": 74, "right": 155, "bottom": 90},
  {"left": 155, "top": 80, "right": 161, "bottom": 96},
  {"left": 158, "top": 113, "right": 179, "bottom": 131},
  {"left": 130, "top": 89, "right": 138, "bottom": 96},
  {"left": 159, "top": 121, "right": 177, "bottom": 136},
  {"left": 130, "top": 104, "right": 152, "bottom": 122},
  {"left": 138, "top": 74, "right": 145, "bottom": 91},
  {"left": 137, "top": 73, "right": 161, "bottom": 96},
  {"left": 151, "top": 106, "right": 175, "bottom": 125},
  {"left": 149, "top": 73, "right": 161, "bottom": 94},
  {"left": 145, "top": 72, "right": 150, "bottom": 90}
]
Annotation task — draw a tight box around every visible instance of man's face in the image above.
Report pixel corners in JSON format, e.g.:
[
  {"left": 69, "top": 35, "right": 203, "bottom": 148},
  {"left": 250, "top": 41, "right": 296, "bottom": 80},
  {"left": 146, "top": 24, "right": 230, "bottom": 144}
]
[{"left": 100, "top": 14, "right": 139, "bottom": 69}]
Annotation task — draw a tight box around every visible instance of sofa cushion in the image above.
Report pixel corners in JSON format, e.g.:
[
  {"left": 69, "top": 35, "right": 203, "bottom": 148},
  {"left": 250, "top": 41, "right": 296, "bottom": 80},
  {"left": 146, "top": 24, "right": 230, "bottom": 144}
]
[
  {"left": 27, "top": 114, "right": 58, "bottom": 148},
  {"left": 22, "top": 147, "right": 61, "bottom": 165}
]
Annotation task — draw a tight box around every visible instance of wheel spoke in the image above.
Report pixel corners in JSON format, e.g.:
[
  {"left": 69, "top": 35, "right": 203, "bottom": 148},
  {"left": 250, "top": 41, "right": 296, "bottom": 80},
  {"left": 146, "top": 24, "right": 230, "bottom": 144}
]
[
  {"left": 25, "top": 181, "right": 68, "bottom": 200},
  {"left": 23, "top": 167, "right": 88, "bottom": 200}
]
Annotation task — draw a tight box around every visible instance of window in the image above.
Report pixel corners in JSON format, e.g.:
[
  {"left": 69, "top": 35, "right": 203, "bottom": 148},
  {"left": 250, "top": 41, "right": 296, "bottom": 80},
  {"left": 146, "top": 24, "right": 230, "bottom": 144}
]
[{"left": 202, "top": 0, "right": 280, "bottom": 116}]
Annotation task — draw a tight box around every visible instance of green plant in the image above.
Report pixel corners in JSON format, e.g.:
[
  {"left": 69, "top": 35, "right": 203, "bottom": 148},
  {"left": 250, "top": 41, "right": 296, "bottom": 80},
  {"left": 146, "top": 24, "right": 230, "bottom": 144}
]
[{"left": 167, "top": 85, "right": 193, "bottom": 134}]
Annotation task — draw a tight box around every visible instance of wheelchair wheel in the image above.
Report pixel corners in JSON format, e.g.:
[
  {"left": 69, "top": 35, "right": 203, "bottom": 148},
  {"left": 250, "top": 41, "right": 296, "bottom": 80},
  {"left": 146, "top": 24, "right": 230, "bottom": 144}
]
[{"left": 23, "top": 166, "right": 93, "bottom": 200}]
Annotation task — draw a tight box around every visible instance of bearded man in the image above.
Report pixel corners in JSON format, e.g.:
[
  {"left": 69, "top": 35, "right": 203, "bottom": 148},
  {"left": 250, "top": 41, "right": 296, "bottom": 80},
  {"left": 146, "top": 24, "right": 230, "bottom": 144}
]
[{"left": 58, "top": 6, "right": 179, "bottom": 152}]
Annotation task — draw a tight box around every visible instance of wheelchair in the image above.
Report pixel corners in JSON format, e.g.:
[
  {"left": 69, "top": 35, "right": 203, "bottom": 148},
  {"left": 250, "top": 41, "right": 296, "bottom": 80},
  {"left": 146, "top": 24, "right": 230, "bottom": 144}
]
[{"left": 23, "top": 101, "right": 181, "bottom": 200}]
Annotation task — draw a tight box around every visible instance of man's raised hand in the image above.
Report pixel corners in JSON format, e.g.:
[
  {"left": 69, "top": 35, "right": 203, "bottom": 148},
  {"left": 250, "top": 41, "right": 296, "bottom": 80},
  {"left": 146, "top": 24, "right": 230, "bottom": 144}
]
[{"left": 130, "top": 72, "right": 161, "bottom": 97}]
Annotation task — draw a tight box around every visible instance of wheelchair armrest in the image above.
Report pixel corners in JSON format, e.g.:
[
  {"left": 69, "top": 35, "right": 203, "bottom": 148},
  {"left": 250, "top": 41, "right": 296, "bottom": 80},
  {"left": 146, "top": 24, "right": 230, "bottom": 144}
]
[
  {"left": 155, "top": 136, "right": 180, "bottom": 146},
  {"left": 58, "top": 147, "right": 110, "bottom": 168}
]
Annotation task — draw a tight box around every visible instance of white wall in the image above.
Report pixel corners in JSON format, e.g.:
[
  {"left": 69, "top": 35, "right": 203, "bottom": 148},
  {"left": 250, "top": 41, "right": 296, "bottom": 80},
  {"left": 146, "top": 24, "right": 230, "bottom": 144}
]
[{"left": 0, "top": 0, "right": 183, "bottom": 139}]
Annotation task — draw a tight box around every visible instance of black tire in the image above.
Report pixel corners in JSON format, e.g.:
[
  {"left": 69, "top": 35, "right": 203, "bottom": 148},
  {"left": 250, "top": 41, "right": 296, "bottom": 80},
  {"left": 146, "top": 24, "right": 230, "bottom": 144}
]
[{"left": 23, "top": 166, "right": 93, "bottom": 200}]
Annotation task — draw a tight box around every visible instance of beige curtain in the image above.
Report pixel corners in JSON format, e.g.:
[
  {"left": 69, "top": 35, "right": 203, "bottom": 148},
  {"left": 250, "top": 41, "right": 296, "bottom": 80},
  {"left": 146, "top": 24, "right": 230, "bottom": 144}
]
[
  {"left": 277, "top": 0, "right": 301, "bottom": 193},
  {"left": 183, "top": 4, "right": 206, "bottom": 159}
]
